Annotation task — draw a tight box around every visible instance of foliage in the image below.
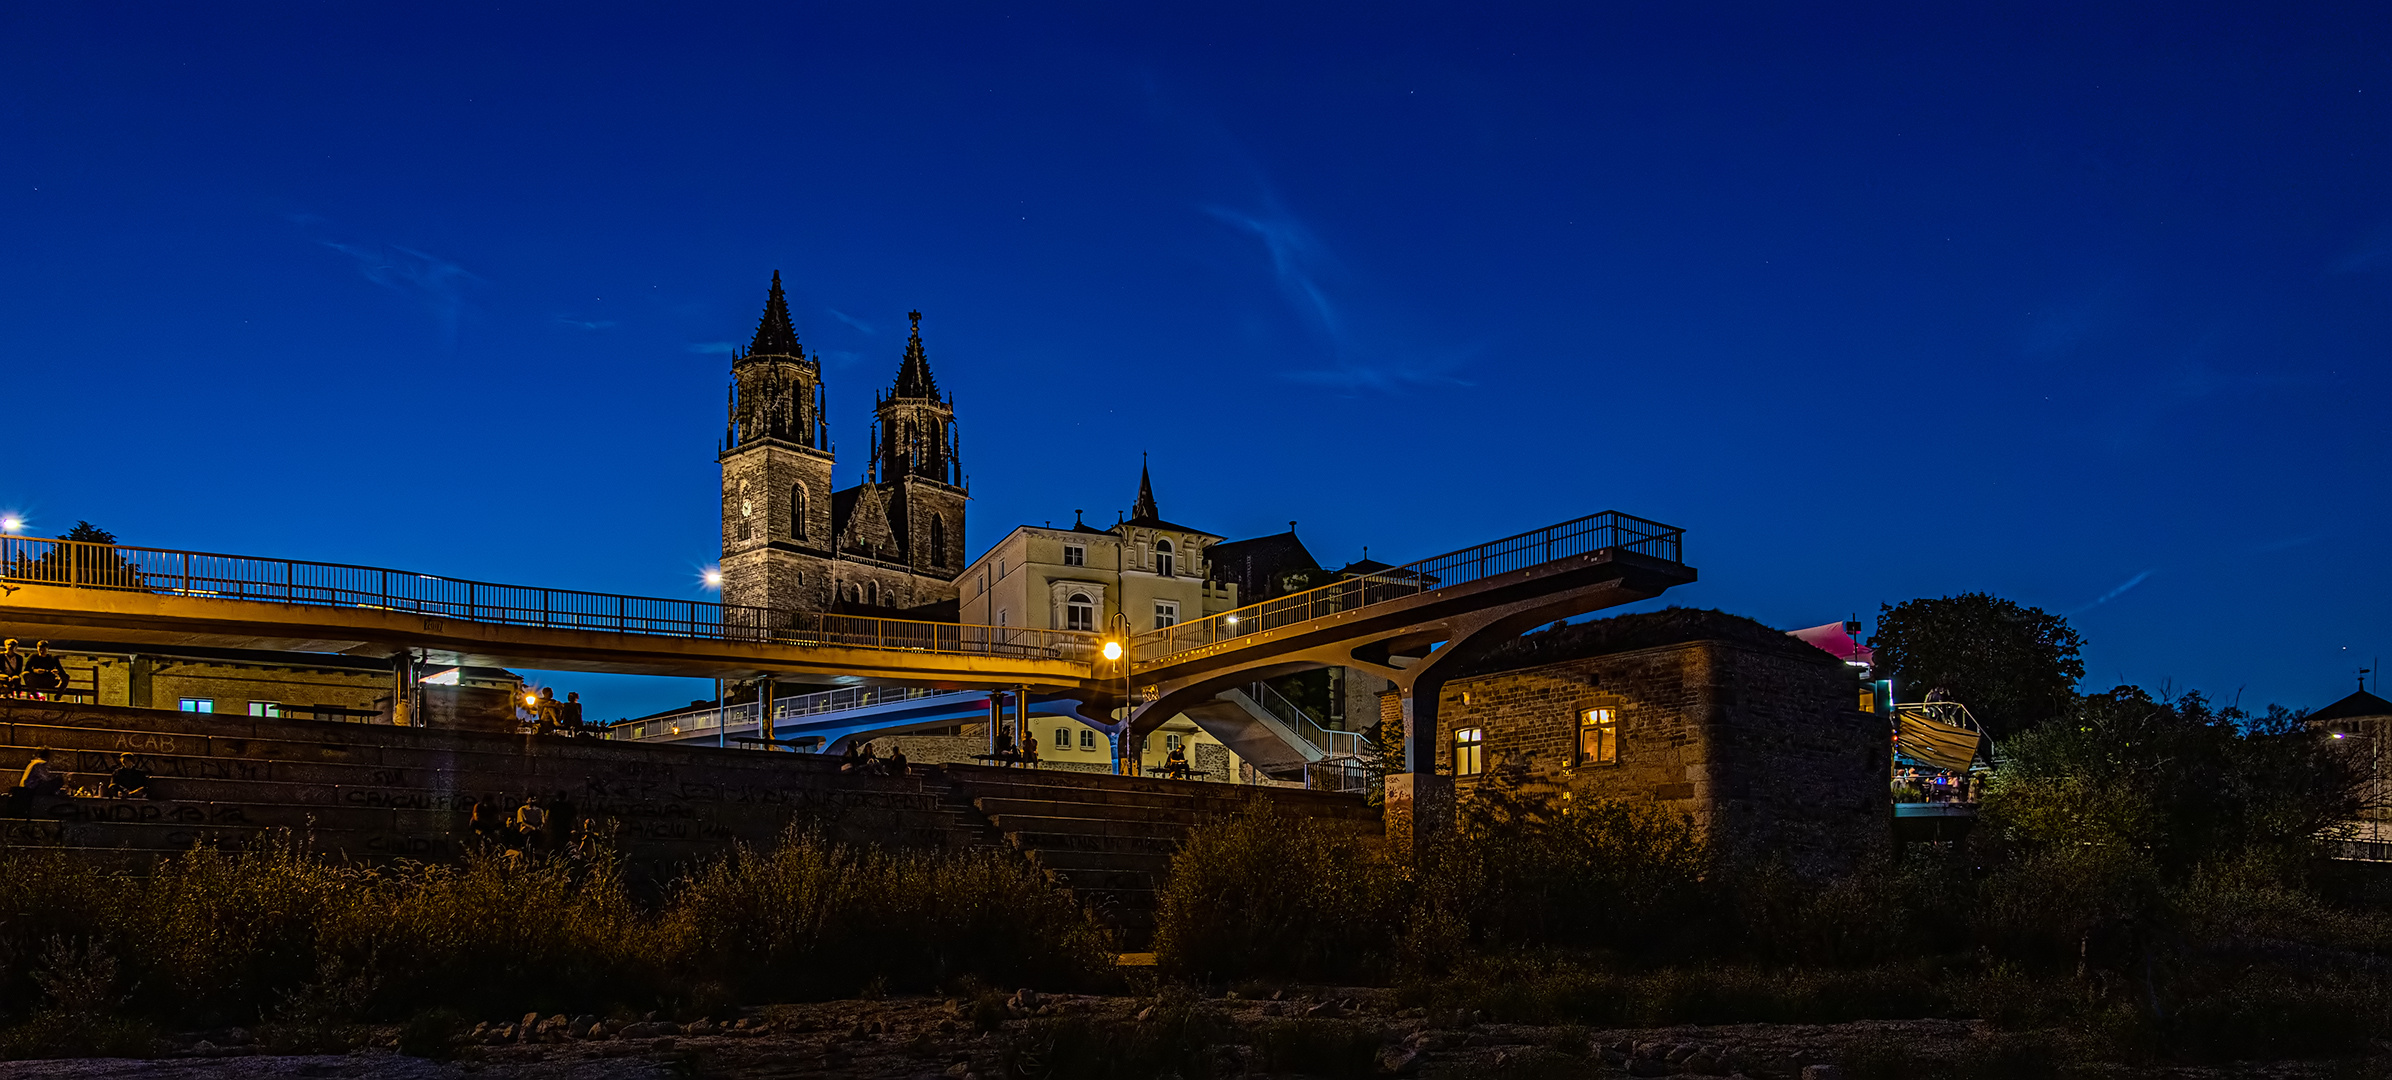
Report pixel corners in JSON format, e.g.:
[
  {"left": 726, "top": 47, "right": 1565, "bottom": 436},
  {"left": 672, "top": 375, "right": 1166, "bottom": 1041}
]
[
  {"left": 1871, "top": 593, "right": 2085, "bottom": 735},
  {"left": 1152, "top": 803, "right": 1410, "bottom": 983},
  {"left": 0, "top": 828, "right": 1112, "bottom": 1052},
  {"left": 1979, "top": 687, "right": 2361, "bottom": 874},
  {"left": 4, "top": 520, "right": 149, "bottom": 591}
]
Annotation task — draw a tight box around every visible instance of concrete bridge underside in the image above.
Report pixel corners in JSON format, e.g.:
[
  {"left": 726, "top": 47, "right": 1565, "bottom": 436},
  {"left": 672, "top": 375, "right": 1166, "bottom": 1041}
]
[{"left": 0, "top": 582, "right": 1094, "bottom": 691}]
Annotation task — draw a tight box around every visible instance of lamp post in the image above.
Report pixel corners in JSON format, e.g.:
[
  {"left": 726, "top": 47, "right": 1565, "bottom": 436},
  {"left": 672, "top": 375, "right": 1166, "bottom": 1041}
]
[{"left": 1103, "top": 610, "right": 1131, "bottom": 775}]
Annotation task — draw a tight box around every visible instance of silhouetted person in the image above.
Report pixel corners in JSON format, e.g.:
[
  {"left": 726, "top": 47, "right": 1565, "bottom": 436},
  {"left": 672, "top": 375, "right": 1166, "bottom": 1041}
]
[
  {"left": 20, "top": 642, "right": 64, "bottom": 697},
  {"left": 1022, "top": 732, "right": 1040, "bottom": 769},
  {"left": 0, "top": 640, "right": 22, "bottom": 696},
  {"left": 104, "top": 754, "right": 149, "bottom": 799},
  {"left": 1163, "top": 745, "right": 1190, "bottom": 780},
  {"left": 840, "top": 742, "right": 868, "bottom": 773},
  {"left": 469, "top": 800, "right": 506, "bottom": 843},
  {"left": 993, "top": 731, "right": 1018, "bottom": 765},
  {"left": 19, "top": 749, "right": 62, "bottom": 798},
  {"left": 1925, "top": 686, "right": 1953, "bottom": 703},
  {"left": 885, "top": 744, "right": 909, "bottom": 777},
  {"left": 513, "top": 795, "right": 547, "bottom": 851},
  {"left": 562, "top": 692, "right": 586, "bottom": 734},
  {"left": 531, "top": 688, "right": 564, "bottom": 734}
]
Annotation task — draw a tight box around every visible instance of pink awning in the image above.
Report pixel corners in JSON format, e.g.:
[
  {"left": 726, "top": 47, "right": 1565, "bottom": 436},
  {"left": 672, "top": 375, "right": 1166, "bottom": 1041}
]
[{"left": 1790, "top": 621, "right": 1874, "bottom": 666}]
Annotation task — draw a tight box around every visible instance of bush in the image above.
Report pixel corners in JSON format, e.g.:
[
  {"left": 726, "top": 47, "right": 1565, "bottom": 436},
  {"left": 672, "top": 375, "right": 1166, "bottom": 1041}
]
[{"left": 1152, "top": 803, "right": 1409, "bottom": 982}]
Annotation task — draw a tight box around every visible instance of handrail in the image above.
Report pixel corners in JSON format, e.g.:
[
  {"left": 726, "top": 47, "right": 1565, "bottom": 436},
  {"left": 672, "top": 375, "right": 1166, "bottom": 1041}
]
[
  {"left": 1134, "top": 509, "right": 1685, "bottom": 664},
  {"left": 612, "top": 684, "right": 985, "bottom": 741},
  {"left": 0, "top": 535, "right": 1098, "bottom": 662},
  {"left": 1241, "top": 681, "right": 1372, "bottom": 760}
]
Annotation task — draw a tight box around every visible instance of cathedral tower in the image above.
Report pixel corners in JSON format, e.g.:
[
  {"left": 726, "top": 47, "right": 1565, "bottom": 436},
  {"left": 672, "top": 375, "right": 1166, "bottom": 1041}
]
[
  {"left": 852, "top": 311, "right": 969, "bottom": 581},
  {"left": 719, "top": 272, "right": 836, "bottom": 613}
]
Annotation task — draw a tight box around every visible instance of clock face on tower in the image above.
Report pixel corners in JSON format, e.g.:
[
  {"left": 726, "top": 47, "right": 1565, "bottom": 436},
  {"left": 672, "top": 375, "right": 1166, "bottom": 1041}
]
[{"left": 741, "top": 499, "right": 753, "bottom": 519}]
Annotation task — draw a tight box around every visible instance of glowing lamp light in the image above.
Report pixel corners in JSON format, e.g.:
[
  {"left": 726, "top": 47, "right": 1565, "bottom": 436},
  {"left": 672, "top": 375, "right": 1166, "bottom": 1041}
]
[
  {"left": 0, "top": 517, "right": 20, "bottom": 534},
  {"left": 524, "top": 693, "right": 539, "bottom": 707},
  {"left": 1101, "top": 640, "right": 1123, "bottom": 661},
  {"left": 701, "top": 568, "right": 724, "bottom": 589},
  {"left": 1225, "top": 615, "right": 1239, "bottom": 625}
]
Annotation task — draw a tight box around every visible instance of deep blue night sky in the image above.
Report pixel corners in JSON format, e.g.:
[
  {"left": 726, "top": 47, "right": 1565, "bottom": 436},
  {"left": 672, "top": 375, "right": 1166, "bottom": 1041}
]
[{"left": 2, "top": 3, "right": 2386, "bottom": 721}]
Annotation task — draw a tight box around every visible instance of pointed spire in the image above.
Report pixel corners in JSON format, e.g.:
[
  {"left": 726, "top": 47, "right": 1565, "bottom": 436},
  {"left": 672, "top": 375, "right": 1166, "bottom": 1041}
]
[
  {"left": 746, "top": 271, "right": 802, "bottom": 359},
  {"left": 1131, "top": 453, "right": 1160, "bottom": 522},
  {"left": 892, "top": 309, "right": 939, "bottom": 398}
]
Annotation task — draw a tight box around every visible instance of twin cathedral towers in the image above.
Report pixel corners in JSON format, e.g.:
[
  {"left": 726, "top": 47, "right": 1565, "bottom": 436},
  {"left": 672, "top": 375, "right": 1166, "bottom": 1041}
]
[{"left": 718, "top": 272, "right": 969, "bottom": 618}]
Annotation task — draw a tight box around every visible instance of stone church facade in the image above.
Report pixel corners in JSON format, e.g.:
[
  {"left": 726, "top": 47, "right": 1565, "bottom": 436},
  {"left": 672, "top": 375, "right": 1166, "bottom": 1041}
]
[{"left": 718, "top": 273, "right": 968, "bottom": 618}]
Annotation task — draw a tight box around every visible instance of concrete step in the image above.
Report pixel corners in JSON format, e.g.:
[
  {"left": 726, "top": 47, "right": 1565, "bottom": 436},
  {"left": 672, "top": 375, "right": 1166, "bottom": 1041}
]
[
  {"left": 1027, "top": 849, "right": 1172, "bottom": 874},
  {"left": 1006, "top": 829, "right": 1182, "bottom": 855},
  {"left": 987, "top": 814, "right": 1190, "bottom": 841},
  {"left": 973, "top": 797, "right": 1216, "bottom": 827}
]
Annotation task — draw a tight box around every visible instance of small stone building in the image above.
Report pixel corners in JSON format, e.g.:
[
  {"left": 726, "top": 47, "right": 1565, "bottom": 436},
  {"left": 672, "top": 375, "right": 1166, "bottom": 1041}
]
[{"left": 1424, "top": 608, "right": 1886, "bottom": 874}]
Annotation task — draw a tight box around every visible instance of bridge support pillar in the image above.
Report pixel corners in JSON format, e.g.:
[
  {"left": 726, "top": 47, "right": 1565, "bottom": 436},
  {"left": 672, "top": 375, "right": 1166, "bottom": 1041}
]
[{"left": 1384, "top": 773, "right": 1453, "bottom": 855}]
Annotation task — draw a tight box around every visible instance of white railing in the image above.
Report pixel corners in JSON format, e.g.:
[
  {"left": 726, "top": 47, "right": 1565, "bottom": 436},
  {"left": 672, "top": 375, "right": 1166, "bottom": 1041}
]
[
  {"left": 1243, "top": 680, "right": 1372, "bottom": 760},
  {"left": 611, "top": 684, "right": 983, "bottom": 742}
]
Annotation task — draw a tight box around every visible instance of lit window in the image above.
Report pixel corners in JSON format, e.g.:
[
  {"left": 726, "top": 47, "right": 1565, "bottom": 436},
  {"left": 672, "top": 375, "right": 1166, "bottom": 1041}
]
[
  {"left": 1165, "top": 734, "right": 1183, "bottom": 751},
  {"left": 248, "top": 702, "right": 281, "bottom": 718},
  {"left": 1066, "top": 592, "right": 1095, "bottom": 631},
  {"left": 1153, "top": 600, "right": 1179, "bottom": 629},
  {"left": 1080, "top": 729, "right": 1095, "bottom": 748},
  {"left": 1579, "top": 707, "right": 1618, "bottom": 765},
  {"left": 1063, "top": 544, "right": 1085, "bottom": 567},
  {"left": 1155, "top": 539, "right": 1175, "bottom": 578},
  {"left": 1057, "top": 727, "right": 1072, "bottom": 749},
  {"left": 179, "top": 698, "right": 215, "bottom": 714},
  {"left": 1453, "top": 727, "right": 1484, "bottom": 776}
]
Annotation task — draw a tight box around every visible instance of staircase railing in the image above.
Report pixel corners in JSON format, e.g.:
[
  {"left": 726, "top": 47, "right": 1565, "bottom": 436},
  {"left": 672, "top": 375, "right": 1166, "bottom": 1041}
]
[{"left": 1242, "top": 681, "right": 1372, "bottom": 761}]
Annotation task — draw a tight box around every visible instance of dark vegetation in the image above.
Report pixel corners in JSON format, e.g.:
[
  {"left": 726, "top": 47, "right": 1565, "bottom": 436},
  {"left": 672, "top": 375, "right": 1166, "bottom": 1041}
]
[
  {"left": 1157, "top": 683, "right": 2388, "bottom": 1065},
  {"left": 0, "top": 827, "right": 1110, "bottom": 1057},
  {"left": 1871, "top": 592, "right": 2086, "bottom": 736}
]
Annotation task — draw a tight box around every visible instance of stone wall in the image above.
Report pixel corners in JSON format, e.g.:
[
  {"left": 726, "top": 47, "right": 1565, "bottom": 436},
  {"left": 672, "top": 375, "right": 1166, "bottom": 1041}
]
[{"left": 1436, "top": 637, "right": 1884, "bottom": 874}]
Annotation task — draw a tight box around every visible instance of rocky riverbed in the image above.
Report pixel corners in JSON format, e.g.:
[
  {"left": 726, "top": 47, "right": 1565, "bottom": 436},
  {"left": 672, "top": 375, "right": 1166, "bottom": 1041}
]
[{"left": 0, "top": 990, "right": 2382, "bottom": 1079}]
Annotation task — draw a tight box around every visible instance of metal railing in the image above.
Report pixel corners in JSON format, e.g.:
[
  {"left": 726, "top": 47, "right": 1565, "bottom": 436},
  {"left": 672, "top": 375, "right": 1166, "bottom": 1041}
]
[
  {"left": 0, "top": 535, "right": 1097, "bottom": 662},
  {"left": 613, "top": 684, "right": 983, "bottom": 742},
  {"left": 1241, "top": 681, "right": 1372, "bottom": 760},
  {"left": 1134, "top": 510, "right": 1685, "bottom": 663}
]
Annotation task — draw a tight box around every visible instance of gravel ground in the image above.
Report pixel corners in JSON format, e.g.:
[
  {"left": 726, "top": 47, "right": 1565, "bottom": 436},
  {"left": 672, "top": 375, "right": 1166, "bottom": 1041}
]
[{"left": 0, "top": 992, "right": 2383, "bottom": 1079}]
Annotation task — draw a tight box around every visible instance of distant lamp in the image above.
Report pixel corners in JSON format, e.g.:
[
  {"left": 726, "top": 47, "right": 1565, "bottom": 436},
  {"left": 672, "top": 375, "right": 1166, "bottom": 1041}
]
[
  {"left": 0, "top": 517, "right": 20, "bottom": 534},
  {"left": 701, "top": 568, "right": 724, "bottom": 589},
  {"left": 1225, "top": 615, "right": 1239, "bottom": 625},
  {"left": 524, "top": 693, "right": 539, "bottom": 707},
  {"left": 1102, "top": 640, "right": 1123, "bottom": 661}
]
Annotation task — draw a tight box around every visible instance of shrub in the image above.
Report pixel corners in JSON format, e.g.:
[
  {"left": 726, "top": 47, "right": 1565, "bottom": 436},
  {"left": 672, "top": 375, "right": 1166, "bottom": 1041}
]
[{"left": 1151, "top": 803, "right": 1409, "bottom": 982}]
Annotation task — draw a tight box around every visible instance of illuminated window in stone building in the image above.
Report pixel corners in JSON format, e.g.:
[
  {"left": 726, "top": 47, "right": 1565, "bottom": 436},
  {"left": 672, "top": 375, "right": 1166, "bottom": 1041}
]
[
  {"left": 1579, "top": 707, "right": 1619, "bottom": 765},
  {"left": 248, "top": 702, "right": 281, "bottom": 718},
  {"left": 179, "top": 698, "right": 214, "bottom": 713},
  {"left": 1066, "top": 593, "right": 1095, "bottom": 631},
  {"left": 1453, "top": 727, "right": 1485, "bottom": 776},
  {"left": 1155, "top": 539, "right": 1175, "bottom": 578},
  {"left": 1154, "top": 600, "right": 1179, "bottom": 629},
  {"left": 1063, "top": 544, "right": 1085, "bottom": 567}
]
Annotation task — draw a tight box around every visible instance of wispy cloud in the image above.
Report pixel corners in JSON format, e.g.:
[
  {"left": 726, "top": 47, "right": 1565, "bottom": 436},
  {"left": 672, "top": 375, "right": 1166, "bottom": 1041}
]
[
  {"left": 2069, "top": 569, "right": 2155, "bottom": 615},
  {"left": 311, "top": 234, "right": 481, "bottom": 347},
  {"left": 555, "top": 317, "right": 616, "bottom": 332},
  {"left": 687, "top": 341, "right": 736, "bottom": 355},
  {"left": 828, "top": 308, "right": 877, "bottom": 335}
]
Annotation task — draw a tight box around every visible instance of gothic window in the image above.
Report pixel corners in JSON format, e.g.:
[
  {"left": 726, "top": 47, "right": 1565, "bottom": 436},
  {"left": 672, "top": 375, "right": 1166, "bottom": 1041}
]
[
  {"left": 868, "top": 582, "right": 879, "bottom": 607},
  {"left": 1579, "top": 707, "right": 1619, "bottom": 765},
  {"left": 930, "top": 516, "right": 947, "bottom": 567},
  {"left": 1155, "top": 539, "right": 1175, "bottom": 578},
  {"left": 1066, "top": 592, "right": 1094, "bottom": 632},
  {"left": 1454, "top": 727, "right": 1485, "bottom": 776},
  {"left": 789, "top": 485, "right": 806, "bottom": 540}
]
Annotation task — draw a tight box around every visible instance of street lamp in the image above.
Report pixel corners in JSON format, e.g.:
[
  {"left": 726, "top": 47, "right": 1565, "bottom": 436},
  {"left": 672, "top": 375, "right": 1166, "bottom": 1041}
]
[
  {"left": 0, "top": 516, "right": 20, "bottom": 534},
  {"left": 1105, "top": 611, "right": 1133, "bottom": 775}
]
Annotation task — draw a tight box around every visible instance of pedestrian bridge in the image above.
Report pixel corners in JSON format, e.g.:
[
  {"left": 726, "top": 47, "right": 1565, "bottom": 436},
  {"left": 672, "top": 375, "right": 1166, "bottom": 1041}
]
[{"left": 0, "top": 509, "right": 1695, "bottom": 752}]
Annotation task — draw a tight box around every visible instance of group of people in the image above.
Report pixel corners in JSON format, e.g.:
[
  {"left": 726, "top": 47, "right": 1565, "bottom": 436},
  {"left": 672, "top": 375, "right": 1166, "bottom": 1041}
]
[
  {"left": 1895, "top": 766, "right": 1979, "bottom": 803},
  {"left": 0, "top": 640, "right": 70, "bottom": 699},
  {"left": 523, "top": 687, "right": 597, "bottom": 737},
  {"left": 981, "top": 731, "right": 1041, "bottom": 768},
  {"left": 838, "top": 740, "right": 910, "bottom": 776},
  {"left": 4, "top": 748, "right": 151, "bottom": 813},
  {"left": 467, "top": 791, "right": 587, "bottom": 855}
]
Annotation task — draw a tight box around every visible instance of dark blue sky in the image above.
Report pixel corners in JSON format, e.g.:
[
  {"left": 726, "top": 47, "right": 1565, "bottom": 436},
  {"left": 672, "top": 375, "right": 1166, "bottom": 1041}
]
[{"left": 3, "top": 3, "right": 2386, "bottom": 721}]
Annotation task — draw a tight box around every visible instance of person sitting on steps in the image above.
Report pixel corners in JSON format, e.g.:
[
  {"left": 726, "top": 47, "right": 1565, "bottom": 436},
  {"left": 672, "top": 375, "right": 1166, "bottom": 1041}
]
[
  {"left": 0, "top": 640, "right": 23, "bottom": 697},
  {"left": 20, "top": 642, "right": 65, "bottom": 699},
  {"left": 468, "top": 799, "right": 505, "bottom": 844},
  {"left": 513, "top": 795, "right": 547, "bottom": 852},
  {"left": 992, "top": 731, "right": 1018, "bottom": 767},
  {"left": 104, "top": 754, "right": 149, "bottom": 799},
  {"left": 13, "top": 749, "right": 65, "bottom": 813},
  {"left": 884, "top": 743, "right": 909, "bottom": 777},
  {"left": 1162, "top": 744, "right": 1191, "bottom": 780}
]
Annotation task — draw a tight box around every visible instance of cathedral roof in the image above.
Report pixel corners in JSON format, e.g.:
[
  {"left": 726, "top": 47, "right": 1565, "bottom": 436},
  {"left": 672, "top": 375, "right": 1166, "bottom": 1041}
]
[
  {"left": 892, "top": 311, "right": 940, "bottom": 398},
  {"left": 746, "top": 271, "right": 804, "bottom": 359},
  {"left": 1128, "top": 457, "right": 1161, "bottom": 523}
]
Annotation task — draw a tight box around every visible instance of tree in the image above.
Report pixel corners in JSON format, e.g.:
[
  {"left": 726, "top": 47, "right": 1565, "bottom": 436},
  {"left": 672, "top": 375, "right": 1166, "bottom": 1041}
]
[
  {"left": 1870, "top": 592, "right": 2084, "bottom": 735},
  {"left": 5, "top": 520, "right": 149, "bottom": 591}
]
